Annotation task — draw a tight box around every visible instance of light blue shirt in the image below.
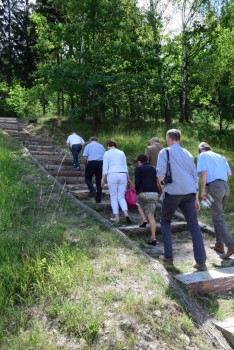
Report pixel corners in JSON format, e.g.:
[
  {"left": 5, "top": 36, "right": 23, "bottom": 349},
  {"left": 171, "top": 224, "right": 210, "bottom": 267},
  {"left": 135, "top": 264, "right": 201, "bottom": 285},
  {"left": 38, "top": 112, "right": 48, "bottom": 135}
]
[
  {"left": 197, "top": 151, "right": 231, "bottom": 183},
  {"left": 82, "top": 141, "right": 106, "bottom": 161},
  {"left": 157, "top": 143, "right": 197, "bottom": 195}
]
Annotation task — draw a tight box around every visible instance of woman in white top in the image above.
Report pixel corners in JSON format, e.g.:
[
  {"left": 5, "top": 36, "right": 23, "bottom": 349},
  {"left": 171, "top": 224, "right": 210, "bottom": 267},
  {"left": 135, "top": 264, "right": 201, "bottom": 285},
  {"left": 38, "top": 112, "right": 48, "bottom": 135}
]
[{"left": 101, "top": 139, "right": 132, "bottom": 223}]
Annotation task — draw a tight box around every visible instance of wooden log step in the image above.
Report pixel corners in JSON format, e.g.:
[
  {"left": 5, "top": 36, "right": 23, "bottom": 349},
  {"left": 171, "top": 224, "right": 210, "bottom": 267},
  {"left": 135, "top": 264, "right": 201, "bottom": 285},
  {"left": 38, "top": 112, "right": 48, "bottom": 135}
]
[
  {"left": 120, "top": 221, "right": 188, "bottom": 235},
  {"left": 50, "top": 170, "right": 84, "bottom": 177},
  {"left": 21, "top": 140, "right": 51, "bottom": 146},
  {"left": 175, "top": 267, "right": 234, "bottom": 295},
  {"left": 34, "top": 155, "right": 73, "bottom": 163},
  {"left": 27, "top": 141, "right": 55, "bottom": 150},
  {"left": 88, "top": 203, "right": 112, "bottom": 211},
  {"left": 30, "top": 150, "right": 64, "bottom": 156},
  {"left": 71, "top": 189, "right": 109, "bottom": 198},
  {"left": 65, "top": 183, "right": 87, "bottom": 190},
  {"left": 214, "top": 318, "right": 234, "bottom": 347},
  {"left": 0, "top": 117, "right": 18, "bottom": 122},
  {"left": 58, "top": 176, "right": 85, "bottom": 184},
  {"left": 0, "top": 123, "right": 20, "bottom": 130},
  {"left": 46, "top": 164, "right": 80, "bottom": 171}
]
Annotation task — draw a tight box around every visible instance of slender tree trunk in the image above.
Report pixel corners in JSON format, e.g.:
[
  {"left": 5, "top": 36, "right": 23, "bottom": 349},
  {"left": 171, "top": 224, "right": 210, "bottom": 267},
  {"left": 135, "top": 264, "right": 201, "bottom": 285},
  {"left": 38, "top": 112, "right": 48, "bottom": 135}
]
[
  {"left": 149, "top": 0, "right": 171, "bottom": 124},
  {"left": 41, "top": 92, "right": 46, "bottom": 115},
  {"left": 61, "top": 90, "right": 64, "bottom": 115},
  {"left": 180, "top": 30, "right": 189, "bottom": 123},
  {"left": 7, "top": 0, "right": 12, "bottom": 86},
  {"left": 129, "top": 95, "right": 136, "bottom": 119},
  {"left": 113, "top": 104, "right": 120, "bottom": 121},
  {"left": 57, "top": 92, "right": 61, "bottom": 116}
]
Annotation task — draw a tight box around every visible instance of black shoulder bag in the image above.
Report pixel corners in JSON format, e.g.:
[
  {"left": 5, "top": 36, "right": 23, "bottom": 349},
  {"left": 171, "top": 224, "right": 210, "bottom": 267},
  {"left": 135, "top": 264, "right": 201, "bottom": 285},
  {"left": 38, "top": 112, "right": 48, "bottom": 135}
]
[{"left": 160, "top": 149, "right": 172, "bottom": 185}]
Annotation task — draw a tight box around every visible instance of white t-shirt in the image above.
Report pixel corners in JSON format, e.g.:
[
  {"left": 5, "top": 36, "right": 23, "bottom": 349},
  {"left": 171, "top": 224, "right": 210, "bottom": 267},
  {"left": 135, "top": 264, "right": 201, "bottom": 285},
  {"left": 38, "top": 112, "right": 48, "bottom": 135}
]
[{"left": 66, "top": 133, "right": 84, "bottom": 147}]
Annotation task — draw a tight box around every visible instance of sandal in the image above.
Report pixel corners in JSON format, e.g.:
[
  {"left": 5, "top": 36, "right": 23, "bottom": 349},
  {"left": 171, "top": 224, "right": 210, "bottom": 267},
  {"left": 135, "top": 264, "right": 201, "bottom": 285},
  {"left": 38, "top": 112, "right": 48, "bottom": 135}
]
[{"left": 139, "top": 220, "right": 147, "bottom": 228}]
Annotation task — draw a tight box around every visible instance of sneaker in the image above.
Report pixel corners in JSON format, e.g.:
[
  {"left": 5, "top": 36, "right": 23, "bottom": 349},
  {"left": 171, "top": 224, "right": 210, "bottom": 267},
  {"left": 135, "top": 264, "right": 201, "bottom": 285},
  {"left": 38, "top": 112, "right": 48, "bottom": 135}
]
[
  {"left": 220, "top": 247, "right": 234, "bottom": 259},
  {"left": 193, "top": 262, "right": 207, "bottom": 271},
  {"left": 210, "top": 244, "right": 225, "bottom": 254},
  {"left": 110, "top": 218, "right": 119, "bottom": 223},
  {"left": 75, "top": 167, "right": 81, "bottom": 171}
]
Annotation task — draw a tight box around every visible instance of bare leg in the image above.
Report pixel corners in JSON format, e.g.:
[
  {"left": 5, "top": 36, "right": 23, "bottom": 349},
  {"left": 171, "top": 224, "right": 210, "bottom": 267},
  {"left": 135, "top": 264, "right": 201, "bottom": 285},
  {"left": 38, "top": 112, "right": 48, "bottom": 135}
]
[
  {"left": 138, "top": 206, "right": 147, "bottom": 223},
  {"left": 148, "top": 213, "right": 156, "bottom": 241}
]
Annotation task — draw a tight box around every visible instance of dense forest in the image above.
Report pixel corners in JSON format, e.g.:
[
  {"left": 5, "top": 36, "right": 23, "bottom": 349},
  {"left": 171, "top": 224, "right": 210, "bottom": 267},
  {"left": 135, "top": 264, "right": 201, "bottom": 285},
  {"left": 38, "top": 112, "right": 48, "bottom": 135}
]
[{"left": 0, "top": 0, "right": 233, "bottom": 131}]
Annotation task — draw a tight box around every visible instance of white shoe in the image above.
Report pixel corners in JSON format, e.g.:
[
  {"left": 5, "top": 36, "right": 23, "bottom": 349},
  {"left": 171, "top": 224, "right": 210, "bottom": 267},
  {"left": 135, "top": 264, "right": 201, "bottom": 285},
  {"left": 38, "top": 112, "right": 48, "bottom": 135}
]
[{"left": 110, "top": 218, "right": 119, "bottom": 223}]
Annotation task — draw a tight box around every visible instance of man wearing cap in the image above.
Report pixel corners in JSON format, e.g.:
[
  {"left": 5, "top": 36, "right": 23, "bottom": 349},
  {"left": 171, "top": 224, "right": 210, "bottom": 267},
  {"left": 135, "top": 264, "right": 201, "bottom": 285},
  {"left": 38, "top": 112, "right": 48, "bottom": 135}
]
[
  {"left": 66, "top": 132, "right": 85, "bottom": 170},
  {"left": 197, "top": 142, "right": 234, "bottom": 259},
  {"left": 82, "top": 137, "right": 106, "bottom": 203},
  {"left": 145, "top": 137, "right": 162, "bottom": 167}
]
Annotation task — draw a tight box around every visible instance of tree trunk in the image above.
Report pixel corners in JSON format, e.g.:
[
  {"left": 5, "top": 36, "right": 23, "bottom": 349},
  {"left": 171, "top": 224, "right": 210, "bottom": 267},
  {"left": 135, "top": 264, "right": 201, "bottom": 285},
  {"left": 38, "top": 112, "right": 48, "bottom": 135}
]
[
  {"left": 57, "top": 92, "right": 61, "bottom": 116},
  {"left": 7, "top": 0, "right": 12, "bottom": 86},
  {"left": 149, "top": 0, "right": 171, "bottom": 124},
  {"left": 129, "top": 95, "right": 136, "bottom": 119},
  {"left": 61, "top": 90, "right": 65, "bottom": 115}
]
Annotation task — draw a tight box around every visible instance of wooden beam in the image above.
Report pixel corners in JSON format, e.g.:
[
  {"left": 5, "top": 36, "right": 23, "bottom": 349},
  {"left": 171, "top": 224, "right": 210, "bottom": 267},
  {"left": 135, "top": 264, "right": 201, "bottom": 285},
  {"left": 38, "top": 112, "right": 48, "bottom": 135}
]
[
  {"left": 214, "top": 318, "right": 234, "bottom": 348},
  {"left": 175, "top": 267, "right": 234, "bottom": 295},
  {"left": 120, "top": 221, "right": 188, "bottom": 234}
]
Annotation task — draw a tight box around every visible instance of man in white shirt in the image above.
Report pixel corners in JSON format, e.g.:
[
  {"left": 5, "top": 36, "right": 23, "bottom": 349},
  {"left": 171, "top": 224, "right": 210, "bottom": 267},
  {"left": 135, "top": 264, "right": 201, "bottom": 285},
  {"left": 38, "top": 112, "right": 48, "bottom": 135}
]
[
  {"left": 66, "top": 132, "right": 85, "bottom": 170},
  {"left": 82, "top": 137, "right": 106, "bottom": 203},
  {"left": 197, "top": 142, "right": 234, "bottom": 259}
]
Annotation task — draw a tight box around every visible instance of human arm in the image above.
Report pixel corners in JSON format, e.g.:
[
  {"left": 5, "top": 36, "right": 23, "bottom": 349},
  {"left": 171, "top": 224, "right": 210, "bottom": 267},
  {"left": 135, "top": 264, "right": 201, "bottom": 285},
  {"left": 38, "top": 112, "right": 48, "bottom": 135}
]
[
  {"left": 101, "top": 174, "right": 106, "bottom": 188},
  {"left": 200, "top": 171, "right": 208, "bottom": 200},
  {"left": 156, "top": 150, "right": 166, "bottom": 192}
]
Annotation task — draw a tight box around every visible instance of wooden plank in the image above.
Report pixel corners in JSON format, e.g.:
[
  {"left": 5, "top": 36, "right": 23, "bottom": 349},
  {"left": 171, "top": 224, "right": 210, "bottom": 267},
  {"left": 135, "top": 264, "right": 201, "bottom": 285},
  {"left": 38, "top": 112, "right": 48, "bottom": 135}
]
[
  {"left": 175, "top": 267, "right": 234, "bottom": 295},
  {"left": 120, "top": 221, "right": 188, "bottom": 234},
  {"left": 214, "top": 318, "right": 234, "bottom": 347},
  {"left": 34, "top": 155, "right": 73, "bottom": 163}
]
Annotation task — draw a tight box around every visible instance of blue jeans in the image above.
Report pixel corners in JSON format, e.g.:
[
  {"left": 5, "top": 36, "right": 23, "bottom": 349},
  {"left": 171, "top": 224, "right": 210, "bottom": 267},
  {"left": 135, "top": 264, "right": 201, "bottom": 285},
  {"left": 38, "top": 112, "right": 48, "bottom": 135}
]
[
  {"left": 161, "top": 193, "right": 206, "bottom": 264},
  {"left": 71, "top": 144, "right": 82, "bottom": 168}
]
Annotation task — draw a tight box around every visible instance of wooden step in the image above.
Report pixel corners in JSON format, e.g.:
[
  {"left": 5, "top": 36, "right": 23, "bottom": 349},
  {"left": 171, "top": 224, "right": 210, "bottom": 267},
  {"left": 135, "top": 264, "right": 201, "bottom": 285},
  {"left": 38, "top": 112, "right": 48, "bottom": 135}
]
[
  {"left": 175, "top": 267, "right": 234, "bottom": 294},
  {"left": 46, "top": 164, "right": 80, "bottom": 171},
  {"left": 0, "top": 123, "right": 20, "bottom": 130},
  {"left": 120, "top": 221, "right": 188, "bottom": 235},
  {"left": 0, "top": 117, "right": 18, "bottom": 122},
  {"left": 50, "top": 170, "right": 84, "bottom": 177},
  {"left": 34, "top": 155, "right": 73, "bottom": 163},
  {"left": 30, "top": 150, "right": 64, "bottom": 156},
  {"left": 26, "top": 144, "right": 54, "bottom": 150},
  {"left": 214, "top": 318, "right": 234, "bottom": 347},
  {"left": 58, "top": 176, "right": 85, "bottom": 184}
]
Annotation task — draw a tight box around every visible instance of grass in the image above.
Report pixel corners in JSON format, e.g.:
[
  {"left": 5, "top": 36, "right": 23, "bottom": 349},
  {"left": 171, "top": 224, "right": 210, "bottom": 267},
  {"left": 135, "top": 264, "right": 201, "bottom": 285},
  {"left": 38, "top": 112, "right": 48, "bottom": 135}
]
[{"left": 0, "top": 117, "right": 234, "bottom": 349}]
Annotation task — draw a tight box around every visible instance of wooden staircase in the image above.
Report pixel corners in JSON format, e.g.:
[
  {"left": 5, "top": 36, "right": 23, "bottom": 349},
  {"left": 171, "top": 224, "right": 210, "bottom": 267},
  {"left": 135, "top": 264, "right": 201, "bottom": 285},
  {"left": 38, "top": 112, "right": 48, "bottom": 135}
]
[{"left": 1, "top": 117, "right": 233, "bottom": 297}]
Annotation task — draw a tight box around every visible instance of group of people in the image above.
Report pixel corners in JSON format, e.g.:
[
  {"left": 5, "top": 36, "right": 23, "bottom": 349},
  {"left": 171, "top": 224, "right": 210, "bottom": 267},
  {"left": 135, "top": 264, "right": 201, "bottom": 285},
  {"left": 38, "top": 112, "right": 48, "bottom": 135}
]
[{"left": 66, "top": 129, "right": 234, "bottom": 271}]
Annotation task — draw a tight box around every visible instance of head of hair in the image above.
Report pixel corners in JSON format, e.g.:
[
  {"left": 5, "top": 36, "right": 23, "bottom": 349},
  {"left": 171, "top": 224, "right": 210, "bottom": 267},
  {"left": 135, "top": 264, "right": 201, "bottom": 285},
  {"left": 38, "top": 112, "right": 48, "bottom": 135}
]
[
  {"left": 198, "top": 142, "right": 212, "bottom": 154},
  {"left": 89, "top": 136, "right": 98, "bottom": 142},
  {"left": 151, "top": 137, "right": 160, "bottom": 144},
  {"left": 166, "top": 129, "right": 181, "bottom": 141},
  {"left": 137, "top": 154, "right": 148, "bottom": 164},
  {"left": 107, "top": 138, "right": 117, "bottom": 148}
]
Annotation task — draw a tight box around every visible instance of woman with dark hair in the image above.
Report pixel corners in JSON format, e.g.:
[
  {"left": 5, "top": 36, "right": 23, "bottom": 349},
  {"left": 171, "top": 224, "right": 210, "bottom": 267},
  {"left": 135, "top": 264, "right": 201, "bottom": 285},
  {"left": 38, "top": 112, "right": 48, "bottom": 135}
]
[
  {"left": 135, "top": 154, "right": 159, "bottom": 245},
  {"left": 101, "top": 139, "right": 131, "bottom": 223}
]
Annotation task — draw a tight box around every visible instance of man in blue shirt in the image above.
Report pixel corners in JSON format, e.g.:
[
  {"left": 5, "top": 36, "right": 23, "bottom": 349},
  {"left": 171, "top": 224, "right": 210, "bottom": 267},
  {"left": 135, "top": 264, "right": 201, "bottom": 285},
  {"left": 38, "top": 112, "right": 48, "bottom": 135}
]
[
  {"left": 82, "top": 137, "right": 106, "bottom": 203},
  {"left": 157, "top": 129, "right": 207, "bottom": 271},
  {"left": 197, "top": 142, "right": 234, "bottom": 259}
]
